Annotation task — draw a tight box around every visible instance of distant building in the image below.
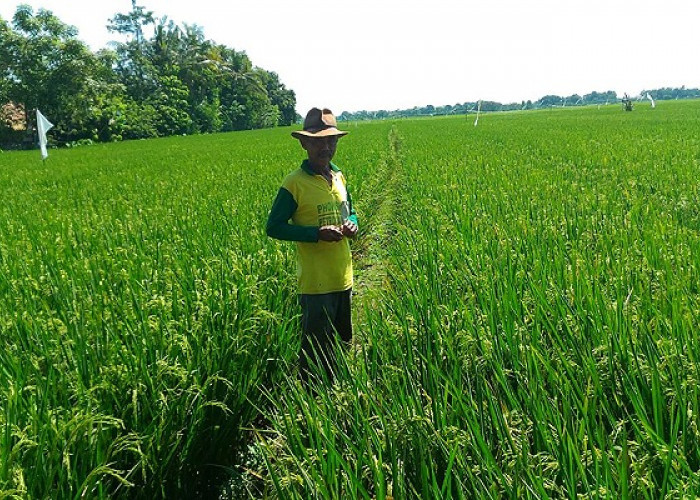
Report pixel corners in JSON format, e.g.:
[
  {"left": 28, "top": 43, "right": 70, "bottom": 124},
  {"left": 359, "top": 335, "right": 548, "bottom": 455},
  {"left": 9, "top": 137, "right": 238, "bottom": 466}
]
[{"left": 1, "top": 102, "right": 27, "bottom": 130}]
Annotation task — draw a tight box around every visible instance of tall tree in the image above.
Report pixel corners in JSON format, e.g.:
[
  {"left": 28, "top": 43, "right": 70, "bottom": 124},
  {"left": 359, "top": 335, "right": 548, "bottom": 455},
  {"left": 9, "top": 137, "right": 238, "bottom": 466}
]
[
  {"left": 107, "top": 0, "right": 154, "bottom": 46},
  {"left": 0, "top": 17, "right": 11, "bottom": 105},
  {"left": 258, "top": 70, "right": 297, "bottom": 126},
  {"left": 0, "top": 4, "right": 106, "bottom": 142},
  {"left": 107, "top": 1, "right": 155, "bottom": 102},
  {"left": 2, "top": 3, "right": 298, "bottom": 145}
]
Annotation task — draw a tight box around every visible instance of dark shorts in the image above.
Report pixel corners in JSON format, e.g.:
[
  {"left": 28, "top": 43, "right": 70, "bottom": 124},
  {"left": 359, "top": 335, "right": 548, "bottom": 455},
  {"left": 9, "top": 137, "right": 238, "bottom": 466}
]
[{"left": 299, "top": 289, "right": 352, "bottom": 381}]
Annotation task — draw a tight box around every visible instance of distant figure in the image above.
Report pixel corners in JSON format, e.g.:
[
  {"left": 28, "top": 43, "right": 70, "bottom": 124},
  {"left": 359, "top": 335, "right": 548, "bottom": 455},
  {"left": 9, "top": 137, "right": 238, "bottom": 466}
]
[
  {"left": 622, "top": 93, "right": 633, "bottom": 111},
  {"left": 266, "top": 108, "right": 358, "bottom": 384}
]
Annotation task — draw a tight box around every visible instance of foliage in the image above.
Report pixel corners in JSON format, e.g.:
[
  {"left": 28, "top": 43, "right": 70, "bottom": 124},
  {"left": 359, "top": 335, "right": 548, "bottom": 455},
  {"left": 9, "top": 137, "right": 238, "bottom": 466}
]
[
  {"left": 0, "top": 5, "right": 102, "bottom": 145},
  {"left": 339, "top": 87, "right": 700, "bottom": 121},
  {"left": 105, "top": 5, "right": 296, "bottom": 135},
  {"left": 0, "top": 4, "right": 296, "bottom": 148},
  {"left": 640, "top": 86, "right": 700, "bottom": 100}
]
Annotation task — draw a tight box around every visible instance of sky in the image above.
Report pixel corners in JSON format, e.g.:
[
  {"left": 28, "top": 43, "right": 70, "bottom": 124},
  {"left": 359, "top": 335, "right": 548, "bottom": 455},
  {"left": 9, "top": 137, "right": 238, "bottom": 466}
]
[{"left": 1, "top": 0, "right": 698, "bottom": 115}]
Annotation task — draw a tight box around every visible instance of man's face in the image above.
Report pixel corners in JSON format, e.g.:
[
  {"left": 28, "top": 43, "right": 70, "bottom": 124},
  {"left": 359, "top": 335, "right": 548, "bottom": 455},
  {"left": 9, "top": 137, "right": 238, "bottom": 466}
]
[{"left": 300, "top": 135, "right": 339, "bottom": 168}]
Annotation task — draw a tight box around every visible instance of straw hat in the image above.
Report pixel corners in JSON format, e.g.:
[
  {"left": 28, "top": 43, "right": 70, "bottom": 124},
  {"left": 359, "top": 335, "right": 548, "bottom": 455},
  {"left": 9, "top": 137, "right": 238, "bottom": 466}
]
[{"left": 291, "top": 108, "right": 348, "bottom": 139}]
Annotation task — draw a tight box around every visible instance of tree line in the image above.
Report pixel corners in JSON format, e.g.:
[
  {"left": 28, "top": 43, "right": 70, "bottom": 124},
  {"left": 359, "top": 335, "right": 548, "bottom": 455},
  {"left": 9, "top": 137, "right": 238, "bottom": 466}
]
[
  {"left": 0, "top": 3, "right": 297, "bottom": 148},
  {"left": 338, "top": 87, "right": 700, "bottom": 121}
]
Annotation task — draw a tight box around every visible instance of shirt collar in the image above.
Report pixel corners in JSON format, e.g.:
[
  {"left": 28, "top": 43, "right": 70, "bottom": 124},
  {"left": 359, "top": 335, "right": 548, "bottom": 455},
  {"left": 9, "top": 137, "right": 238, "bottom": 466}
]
[{"left": 301, "top": 159, "right": 340, "bottom": 176}]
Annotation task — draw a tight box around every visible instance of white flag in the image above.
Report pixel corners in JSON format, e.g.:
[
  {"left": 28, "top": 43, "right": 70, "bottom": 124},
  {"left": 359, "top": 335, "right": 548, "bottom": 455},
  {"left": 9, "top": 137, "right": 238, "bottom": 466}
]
[
  {"left": 36, "top": 109, "right": 54, "bottom": 159},
  {"left": 646, "top": 93, "right": 655, "bottom": 108}
]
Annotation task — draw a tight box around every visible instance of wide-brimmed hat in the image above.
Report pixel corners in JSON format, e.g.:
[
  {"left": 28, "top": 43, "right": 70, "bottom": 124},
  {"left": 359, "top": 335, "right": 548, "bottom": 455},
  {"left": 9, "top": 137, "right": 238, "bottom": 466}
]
[{"left": 291, "top": 108, "right": 348, "bottom": 139}]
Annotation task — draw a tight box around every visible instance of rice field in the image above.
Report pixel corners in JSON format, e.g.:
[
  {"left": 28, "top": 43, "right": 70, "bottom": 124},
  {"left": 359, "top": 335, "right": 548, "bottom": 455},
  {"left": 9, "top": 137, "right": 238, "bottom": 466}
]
[{"left": 1, "top": 101, "right": 699, "bottom": 498}]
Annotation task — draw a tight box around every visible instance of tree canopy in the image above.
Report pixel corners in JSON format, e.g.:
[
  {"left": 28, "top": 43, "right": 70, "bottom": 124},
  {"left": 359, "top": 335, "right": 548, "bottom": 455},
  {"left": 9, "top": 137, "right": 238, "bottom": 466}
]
[
  {"left": 338, "top": 88, "right": 700, "bottom": 122},
  {"left": 0, "top": 3, "right": 297, "bottom": 147}
]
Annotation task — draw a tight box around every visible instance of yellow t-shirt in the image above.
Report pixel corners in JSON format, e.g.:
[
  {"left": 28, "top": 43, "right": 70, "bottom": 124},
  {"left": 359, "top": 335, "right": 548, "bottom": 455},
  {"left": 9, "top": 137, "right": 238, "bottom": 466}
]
[{"left": 281, "top": 166, "right": 353, "bottom": 294}]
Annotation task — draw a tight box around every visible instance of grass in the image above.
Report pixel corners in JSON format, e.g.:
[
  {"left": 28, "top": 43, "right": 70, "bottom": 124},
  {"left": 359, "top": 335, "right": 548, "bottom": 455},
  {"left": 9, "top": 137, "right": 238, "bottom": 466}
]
[{"left": 1, "top": 102, "right": 700, "bottom": 498}]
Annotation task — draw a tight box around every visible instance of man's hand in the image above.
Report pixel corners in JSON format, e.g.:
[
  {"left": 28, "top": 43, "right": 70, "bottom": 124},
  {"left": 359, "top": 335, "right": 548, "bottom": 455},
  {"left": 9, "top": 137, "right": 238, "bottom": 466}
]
[
  {"left": 319, "top": 225, "right": 344, "bottom": 242},
  {"left": 341, "top": 220, "right": 358, "bottom": 238}
]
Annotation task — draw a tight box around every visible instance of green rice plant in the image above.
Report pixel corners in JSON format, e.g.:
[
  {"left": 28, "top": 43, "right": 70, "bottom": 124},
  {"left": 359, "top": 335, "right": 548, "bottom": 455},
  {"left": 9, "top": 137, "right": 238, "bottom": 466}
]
[
  {"left": 0, "top": 123, "right": 390, "bottom": 498},
  {"left": 254, "top": 102, "right": 700, "bottom": 498},
  {"left": 3, "top": 102, "right": 700, "bottom": 498}
]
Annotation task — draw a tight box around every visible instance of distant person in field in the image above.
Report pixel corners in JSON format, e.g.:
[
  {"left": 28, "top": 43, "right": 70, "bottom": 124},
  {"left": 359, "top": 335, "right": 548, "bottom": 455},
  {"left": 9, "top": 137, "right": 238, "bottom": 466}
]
[{"left": 266, "top": 108, "right": 358, "bottom": 383}]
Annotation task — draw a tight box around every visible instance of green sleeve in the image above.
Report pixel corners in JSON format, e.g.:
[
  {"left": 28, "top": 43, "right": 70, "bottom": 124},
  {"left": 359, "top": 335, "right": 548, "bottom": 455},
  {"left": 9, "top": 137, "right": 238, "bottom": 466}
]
[{"left": 266, "top": 187, "right": 320, "bottom": 242}]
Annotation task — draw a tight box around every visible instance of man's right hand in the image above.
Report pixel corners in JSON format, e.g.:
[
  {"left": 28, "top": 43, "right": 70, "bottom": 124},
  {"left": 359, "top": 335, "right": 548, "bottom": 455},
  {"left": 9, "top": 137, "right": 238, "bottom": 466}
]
[{"left": 318, "top": 225, "right": 344, "bottom": 242}]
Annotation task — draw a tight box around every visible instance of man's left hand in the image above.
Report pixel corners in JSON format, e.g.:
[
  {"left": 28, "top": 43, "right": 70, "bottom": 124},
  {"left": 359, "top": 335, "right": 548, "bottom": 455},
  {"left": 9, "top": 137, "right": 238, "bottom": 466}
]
[{"left": 341, "top": 221, "right": 358, "bottom": 238}]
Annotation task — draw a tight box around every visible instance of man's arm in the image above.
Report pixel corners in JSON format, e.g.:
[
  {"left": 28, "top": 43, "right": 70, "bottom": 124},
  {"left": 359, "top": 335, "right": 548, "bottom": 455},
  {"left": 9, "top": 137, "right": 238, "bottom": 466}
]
[{"left": 266, "top": 187, "right": 320, "bottom": 242}]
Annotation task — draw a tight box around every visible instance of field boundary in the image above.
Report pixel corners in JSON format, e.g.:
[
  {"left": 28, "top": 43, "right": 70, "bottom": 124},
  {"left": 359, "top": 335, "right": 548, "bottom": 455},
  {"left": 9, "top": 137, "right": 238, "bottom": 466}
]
[{"left": 353, "top": 125, "right": 405, "bottom": 326}]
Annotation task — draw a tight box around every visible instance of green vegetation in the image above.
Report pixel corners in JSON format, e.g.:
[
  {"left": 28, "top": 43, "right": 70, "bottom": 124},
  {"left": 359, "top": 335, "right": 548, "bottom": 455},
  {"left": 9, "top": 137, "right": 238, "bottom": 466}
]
[
  {"left": 339, "top": 87, "right": 700, "bottom": 121},
  {"left": 0, "top": 3, "right": 296, "bottom": 148},
  {"left": 1, "top": 100, "right": 699, "bottom": 498}
]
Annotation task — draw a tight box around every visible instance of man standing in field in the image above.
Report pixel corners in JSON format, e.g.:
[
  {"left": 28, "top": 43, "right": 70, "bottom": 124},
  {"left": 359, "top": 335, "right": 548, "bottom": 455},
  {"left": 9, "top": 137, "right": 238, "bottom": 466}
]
[{"left": 266, "top": 108, "right": 358, "bottom": 383}]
